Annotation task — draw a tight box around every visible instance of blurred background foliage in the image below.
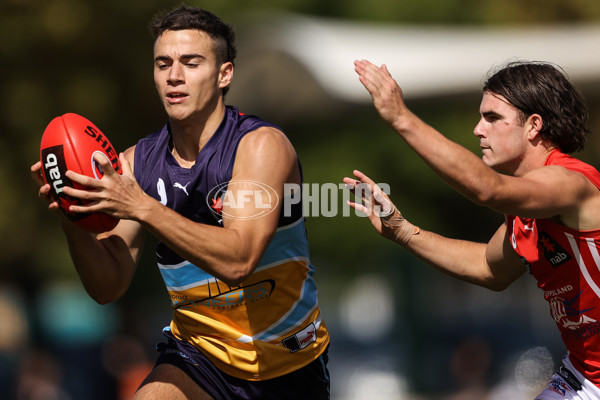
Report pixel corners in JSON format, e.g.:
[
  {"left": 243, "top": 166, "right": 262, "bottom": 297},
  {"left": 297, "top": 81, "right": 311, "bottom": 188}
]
[{"left": 2, "top": 0, "right": 600, "bottom": 399}]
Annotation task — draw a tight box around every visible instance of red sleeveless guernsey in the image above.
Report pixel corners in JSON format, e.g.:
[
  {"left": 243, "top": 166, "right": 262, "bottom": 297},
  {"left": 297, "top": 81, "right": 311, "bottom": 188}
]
[{"left": 507, "top": 150, "right": 600, "bottom": 385}]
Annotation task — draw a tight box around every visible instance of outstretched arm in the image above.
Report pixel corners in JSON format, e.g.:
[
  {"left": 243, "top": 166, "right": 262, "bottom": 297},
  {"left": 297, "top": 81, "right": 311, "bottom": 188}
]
[
  {"left": 344, "top": 170, "right": 526, "bottom": 291},
  {"left": 354, "top": 60, "right": 507, "bottom": 208},
  {"left": 354, "top": 60, "right": 597, "bottom": 226}
]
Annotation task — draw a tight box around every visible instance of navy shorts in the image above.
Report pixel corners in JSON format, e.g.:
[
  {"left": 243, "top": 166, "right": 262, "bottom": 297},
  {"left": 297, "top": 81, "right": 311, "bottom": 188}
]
[{"left": 155, "top": 329, "right": 330, "bottom": 400}]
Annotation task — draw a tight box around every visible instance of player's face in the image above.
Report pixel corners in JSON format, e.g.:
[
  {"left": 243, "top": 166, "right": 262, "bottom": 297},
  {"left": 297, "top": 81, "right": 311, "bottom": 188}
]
[
  {"left": 474, "top": 92, "right": 530, "bottom": 175},
  {"left": 153, "top": 29, "right": 232, "bottom": 124}
]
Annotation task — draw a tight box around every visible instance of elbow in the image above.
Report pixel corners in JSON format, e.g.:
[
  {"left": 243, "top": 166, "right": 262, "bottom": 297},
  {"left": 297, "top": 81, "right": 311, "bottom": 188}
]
[
  {"left": 480, "top": 277, "right": 512, "bottom": 292},
  {"left": 486, "top": 283, "right": 509, "bottom": 292},
  {"left": 469, "top": 179, "right": 507, "bottom": 210},
  {"left": 94, "top": 296, "right": 115, "bottom": 306},
  {"left": 221, "top": 275, "right": 248, "bottom": 287},
  {"left": 471, "top": 189, "right": 497, "bottom": 207},
  {"left": 88, "top": 292, "right": 118, "bottom": 305},
  {"left": 83, "top": 285, "right": 125, "bottom": 305},
  {"left": 220, "top": 260, "right": 257, "bottom": 287}
]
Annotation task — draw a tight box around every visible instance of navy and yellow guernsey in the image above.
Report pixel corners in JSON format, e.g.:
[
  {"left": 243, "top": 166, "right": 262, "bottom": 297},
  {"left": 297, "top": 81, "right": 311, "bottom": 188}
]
[{"left": 133, "top": 106, "right": 329, "bottom": 381}]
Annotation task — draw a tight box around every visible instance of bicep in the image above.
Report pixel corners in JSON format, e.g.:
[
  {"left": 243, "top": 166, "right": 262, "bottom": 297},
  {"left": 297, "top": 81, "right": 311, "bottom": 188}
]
[
  {"left": 484, "top": 222, "right": 527, "bottom": 291},
  {"left": 490, "top": 166, "right": 589, "bottom": 219},
  {"left": 221, "top": 128, "right": 298, "bottom": 262}
]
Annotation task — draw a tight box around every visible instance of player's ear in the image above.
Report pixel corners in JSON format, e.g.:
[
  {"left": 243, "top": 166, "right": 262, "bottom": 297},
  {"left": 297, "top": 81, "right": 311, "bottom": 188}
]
[
  {"left": 526, "top": 113, "right": 543, "bottom": 140},
  {"left": 218, "top": 62, "right": 233, "bottom": 90}
]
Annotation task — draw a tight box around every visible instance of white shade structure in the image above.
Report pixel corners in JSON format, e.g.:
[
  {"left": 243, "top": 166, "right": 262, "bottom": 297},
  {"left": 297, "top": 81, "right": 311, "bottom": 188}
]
[{"left": 229, "top": 13, "right": 600, "bottom": 119}]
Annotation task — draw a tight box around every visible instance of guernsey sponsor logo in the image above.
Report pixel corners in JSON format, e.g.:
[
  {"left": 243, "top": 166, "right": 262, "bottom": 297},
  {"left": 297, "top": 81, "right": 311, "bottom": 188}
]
[
  {"left": 172, "top": 279, "right": 275, "bottom": 310},
  {"left": 549, "top": 291, "right": 597, "bottom": 331},
  {"left": 544, "top": 285, "right": 574, "bottom": 298},
  {"left": 538, "top": 231, "right": 572, "bottom": 267},
  {"left": 282, "top": 322, "right": 317, "bottom": 352},
  {"left": 549, "top": 378, "right": 570, "bottom": 396}
]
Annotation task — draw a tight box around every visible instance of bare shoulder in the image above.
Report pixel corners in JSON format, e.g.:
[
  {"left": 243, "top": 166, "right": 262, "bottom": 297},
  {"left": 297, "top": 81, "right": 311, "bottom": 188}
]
[
  {"left": 237, "top": 126, "right": 297, "bottom": 166},
  {"left": 526, "top": 164, "right": 600, "bottom": 229},
  {"left": 239, "top": 126, "right": 295, "bottom": 155},
  {"left": 234, "top": 126, "right": 299, "bottom": 184},
  {"left": 525, "top": 164, "right": 597, "bottom": 196}
]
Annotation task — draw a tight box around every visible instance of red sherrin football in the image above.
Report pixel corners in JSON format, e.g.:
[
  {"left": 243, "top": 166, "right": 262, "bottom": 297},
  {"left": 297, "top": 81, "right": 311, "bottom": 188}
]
[{"left": 40, "top": 113, "right": 122, "bottom": 233}]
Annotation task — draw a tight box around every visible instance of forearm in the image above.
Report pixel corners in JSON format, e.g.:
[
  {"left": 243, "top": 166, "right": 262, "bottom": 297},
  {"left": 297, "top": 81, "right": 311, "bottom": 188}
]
[
  {"left": 377, "top": 208, "right": 494, "bottom": 287},
  {"left": 387, "top": 216, "right": 524, "bottom": 291},
  {"left": 345, "top": 170, "right": 517, "bottom": 290},
  {"left": 355, "top": 61, "right": 502, "bottom": 206},
  {"left": 398, "top": 227, "right": 496, "bottom": 288},
  {"left": 61, "top": 220, "right": 139, "bottom": 304},
  {"left": 392, "top": 111, "right": 502, "bottom": 205},
  {"left": 135, "top": 197, "right": 265, "bottom": 286}
]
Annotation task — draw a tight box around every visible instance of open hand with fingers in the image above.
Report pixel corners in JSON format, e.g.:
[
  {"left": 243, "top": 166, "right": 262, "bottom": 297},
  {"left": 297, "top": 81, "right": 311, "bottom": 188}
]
[
  {"left": 61, "top": 151, "right": 149, "bottom": 222},
  {"left": 354, "top": 60, "right": 410, "bottom": 131},
  {"left": 344, "top": 170, "right": 419, "bottom": 246}
]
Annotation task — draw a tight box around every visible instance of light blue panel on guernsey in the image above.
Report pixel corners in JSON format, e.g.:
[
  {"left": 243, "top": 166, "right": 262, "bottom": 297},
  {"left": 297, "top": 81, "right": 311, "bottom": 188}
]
[{"left": 158, "top": 218, "right": 311, "bottom": 291}]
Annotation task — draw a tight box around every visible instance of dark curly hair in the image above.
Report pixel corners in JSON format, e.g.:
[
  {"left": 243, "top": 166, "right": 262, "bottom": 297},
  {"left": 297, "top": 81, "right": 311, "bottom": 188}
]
[
  {"left": 149, "top": 5, "right": 237, "bottom": 95},
  {"left": 483, "top": 61, "right": 590, "bottom": 154}
]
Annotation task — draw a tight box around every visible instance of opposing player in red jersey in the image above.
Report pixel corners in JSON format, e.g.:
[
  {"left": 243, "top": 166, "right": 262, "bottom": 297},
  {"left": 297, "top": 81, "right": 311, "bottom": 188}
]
[{"left": 345, "top": 60, "right": 600, "bottom": 399}]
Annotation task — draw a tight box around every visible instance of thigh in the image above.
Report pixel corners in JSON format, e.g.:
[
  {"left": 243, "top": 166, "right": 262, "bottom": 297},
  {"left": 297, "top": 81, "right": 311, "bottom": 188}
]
[
  {"left": 259, "top": 350, "right": 330, "bottom": 400},
  {"left": 133, "top": 363, "right": 213, "bottom": 400}
]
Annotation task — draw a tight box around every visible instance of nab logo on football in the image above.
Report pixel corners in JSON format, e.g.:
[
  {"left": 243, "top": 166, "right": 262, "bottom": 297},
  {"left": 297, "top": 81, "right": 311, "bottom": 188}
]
[
  {"left": 207, "top": 180, "right": 279, "bottom": 220},
  {"left": 41, "top": 145, "right": 85, "bottom": 216},
  {"left": 42, "top": 145, "right": 68, "bottom": 196}
]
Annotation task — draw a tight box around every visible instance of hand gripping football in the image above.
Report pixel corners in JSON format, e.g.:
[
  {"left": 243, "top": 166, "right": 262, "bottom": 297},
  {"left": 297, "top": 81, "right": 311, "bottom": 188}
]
[{"left": 40, "top": 113, "right": 122, "bottom": 233}]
